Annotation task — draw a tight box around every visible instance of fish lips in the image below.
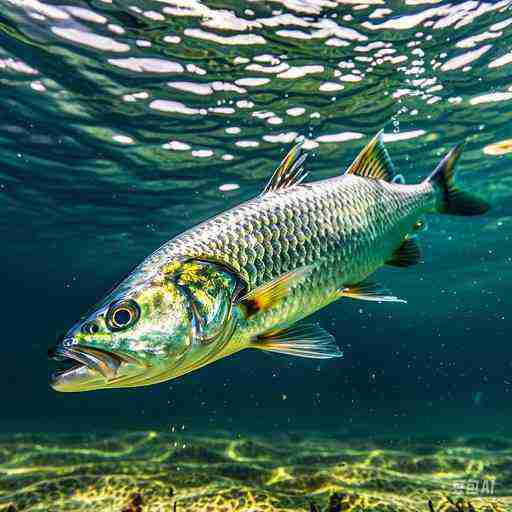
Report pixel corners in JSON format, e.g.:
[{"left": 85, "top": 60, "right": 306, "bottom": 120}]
[{"left": 48, "top": 342, "right": 126, "bottom": 392}]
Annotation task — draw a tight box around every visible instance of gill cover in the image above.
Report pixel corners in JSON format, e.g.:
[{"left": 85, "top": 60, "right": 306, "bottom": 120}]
[{"left": 171, "top": 259, "right": 244, "bottom": 345}]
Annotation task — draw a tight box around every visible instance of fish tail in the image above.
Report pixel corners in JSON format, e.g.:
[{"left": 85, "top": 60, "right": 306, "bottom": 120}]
[{"left": 425, "top": 143, "right": 490, "bottom": 216}]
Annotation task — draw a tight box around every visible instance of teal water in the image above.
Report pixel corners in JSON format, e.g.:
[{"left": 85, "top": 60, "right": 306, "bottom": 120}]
[{"left": 1, "top": 2, "right": 512, "bottom": 509}]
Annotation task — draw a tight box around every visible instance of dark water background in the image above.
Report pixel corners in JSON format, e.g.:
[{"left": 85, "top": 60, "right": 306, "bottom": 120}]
[{"left": 1, "top": 0, "right": 512, "bottom": 436}]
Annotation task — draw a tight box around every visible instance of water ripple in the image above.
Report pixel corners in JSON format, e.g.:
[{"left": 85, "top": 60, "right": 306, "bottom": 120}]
[{"left": 1, "top": 0, "right": 511, "bottom": 264}]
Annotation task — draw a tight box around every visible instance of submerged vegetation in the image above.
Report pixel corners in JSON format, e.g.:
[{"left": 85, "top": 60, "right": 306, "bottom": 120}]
[{"left": 0, "top": 431, "right": 510, "bottom": 511}]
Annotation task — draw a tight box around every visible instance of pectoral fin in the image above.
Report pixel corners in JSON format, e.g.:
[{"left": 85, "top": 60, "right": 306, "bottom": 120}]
[
  {"left": 253, "top": 323, "right": 343, "bottom": 359},
  {"left": 237, "top": 266, "right": 313, "bottom": 318},
  {"left": 340, "top": 278, "right": 406, "bottom": 303}
]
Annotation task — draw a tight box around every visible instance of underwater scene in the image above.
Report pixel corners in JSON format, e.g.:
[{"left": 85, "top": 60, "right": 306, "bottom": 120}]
[{"left": 1, "top": 0, "right": 512, "bottom": 510}]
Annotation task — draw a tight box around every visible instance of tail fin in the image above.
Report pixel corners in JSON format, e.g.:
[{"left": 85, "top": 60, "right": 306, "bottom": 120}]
[{"left": 425, "top": 144, "right": 490, "bottom": 216}]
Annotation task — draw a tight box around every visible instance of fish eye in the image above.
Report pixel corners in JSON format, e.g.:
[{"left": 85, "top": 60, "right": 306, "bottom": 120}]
[
  {"left": 107, "top": 299, "right": 140, "bottom": 332},
  {"left": 82, "top": 322, "right": 99, "bottom": 335},
  {"left": 114, "top": 308, "right": 131, "bottom": 326}
]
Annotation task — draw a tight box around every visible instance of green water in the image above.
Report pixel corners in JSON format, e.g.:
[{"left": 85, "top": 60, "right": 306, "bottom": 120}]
[{"left": 1, "top": 0, "right": 512, "bottom": 510}]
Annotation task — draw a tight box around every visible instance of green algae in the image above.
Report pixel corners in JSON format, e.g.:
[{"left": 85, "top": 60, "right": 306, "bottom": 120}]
[{"left": 0, "top": 431, "right": 510, "bottom": 512}]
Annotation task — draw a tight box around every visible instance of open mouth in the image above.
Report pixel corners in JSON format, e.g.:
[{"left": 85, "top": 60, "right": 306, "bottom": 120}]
[
  {"left": 49, "top": 345, "right": 122, "bottom": 378},
  {"left": 48, "top": 343, "right": 127, "bottom": 392},
  {"left": 48, "top": 340, "right": 157, "bottom": 392}
]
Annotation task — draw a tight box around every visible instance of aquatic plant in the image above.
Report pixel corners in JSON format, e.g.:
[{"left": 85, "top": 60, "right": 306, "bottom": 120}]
[
  {"left": 310, "top": 492, "right": 346, "bottom": 512},
  {"left": 427, "top": 496, "right": 502, "bottom": 512},
  {"left": 308, "top": 494, "right": 503, "bottom": 512},
  {"left": 121, "top": 493, "right": 143, "bottom": 512}
]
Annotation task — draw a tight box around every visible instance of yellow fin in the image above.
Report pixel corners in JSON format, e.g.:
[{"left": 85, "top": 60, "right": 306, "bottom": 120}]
[
  {"left": 386, "top": 236, "right": 422, "bottom": 268},
  {"left": 262, "top": 141, "right": 308, "bottom": 194},
  {"left": 340, "top": 278, "right": 406, "bottom": 303},
  {"left": 345, "top": 130, "right": 395, "bottom": 181},
  {"left": 237, "top": 266, "right": 312, "bottom": 318},
  {"left": 254, "top": 323, "right": 343, "bottom": 359}
]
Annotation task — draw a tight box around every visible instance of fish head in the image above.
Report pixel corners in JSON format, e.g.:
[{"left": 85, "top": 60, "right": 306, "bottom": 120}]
[
  {"left": 49, "top": 273, "right": 195, "bottom": 392},
  {"left": 49, "top": 259, "right": 241, "bottom": 392}
]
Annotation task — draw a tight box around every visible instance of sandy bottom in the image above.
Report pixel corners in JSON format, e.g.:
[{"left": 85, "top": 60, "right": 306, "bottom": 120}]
[{"left": 0, "top": 431, "right": 510, "bottom": 511}]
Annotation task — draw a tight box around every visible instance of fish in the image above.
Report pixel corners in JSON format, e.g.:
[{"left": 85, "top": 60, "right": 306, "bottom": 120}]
[{"left": 48, "top": 131, "right": 490, "bottom": 392}]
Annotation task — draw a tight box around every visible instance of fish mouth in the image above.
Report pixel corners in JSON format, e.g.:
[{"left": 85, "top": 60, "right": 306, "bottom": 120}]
[{"left": 48, "top": 342, "right": 141, "bottom": 392}]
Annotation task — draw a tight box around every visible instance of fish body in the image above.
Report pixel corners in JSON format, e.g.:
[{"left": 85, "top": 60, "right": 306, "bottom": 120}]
[
  {"left": 49, "top": 132, "right": 489, "bottom": 392},
  {"left": 157, "top": 176, "right": 427, "bottom": 342}
]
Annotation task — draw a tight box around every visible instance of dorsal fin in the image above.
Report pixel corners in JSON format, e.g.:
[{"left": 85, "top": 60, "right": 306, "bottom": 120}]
[
  {"left": 262, "top": 141, "right": 308, "bottom": 194},
  {"left": 345, "top": 130, "right": 396, "bottom": 181}
]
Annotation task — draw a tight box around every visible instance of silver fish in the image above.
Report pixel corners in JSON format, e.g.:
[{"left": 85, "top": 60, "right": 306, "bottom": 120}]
[{"left": 49, "top": 131, "right": 489, "bottom": 392}]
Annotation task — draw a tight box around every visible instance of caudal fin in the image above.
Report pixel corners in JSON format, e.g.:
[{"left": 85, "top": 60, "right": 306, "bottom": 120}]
[{"left": 425, "top": 144, "right": 490, "bottom": 216}]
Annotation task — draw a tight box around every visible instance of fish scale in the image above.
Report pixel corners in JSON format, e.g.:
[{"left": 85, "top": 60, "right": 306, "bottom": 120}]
[
  {"left": 133, "top": 174, "right": 433, "bottom": 346},
  {"left": 50, "top": 134, "right": 490, "bottom": 391},
  {"left": 146, "top": 176, "right": 430, "bottom": 289},
  {"left": 230, "top": 177, "right": 432, "bottom": 342}
]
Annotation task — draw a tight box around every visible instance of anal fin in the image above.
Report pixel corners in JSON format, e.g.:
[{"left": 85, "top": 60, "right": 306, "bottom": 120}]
[
  {"left": 254, "top": 323, "right": 343, "bottom": 359},
  {"left": 340, "top": 278, "right": 406, "bottom": 303},
  {"left": 387, "top": 237, "right": 422, "bottom": 268}
]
